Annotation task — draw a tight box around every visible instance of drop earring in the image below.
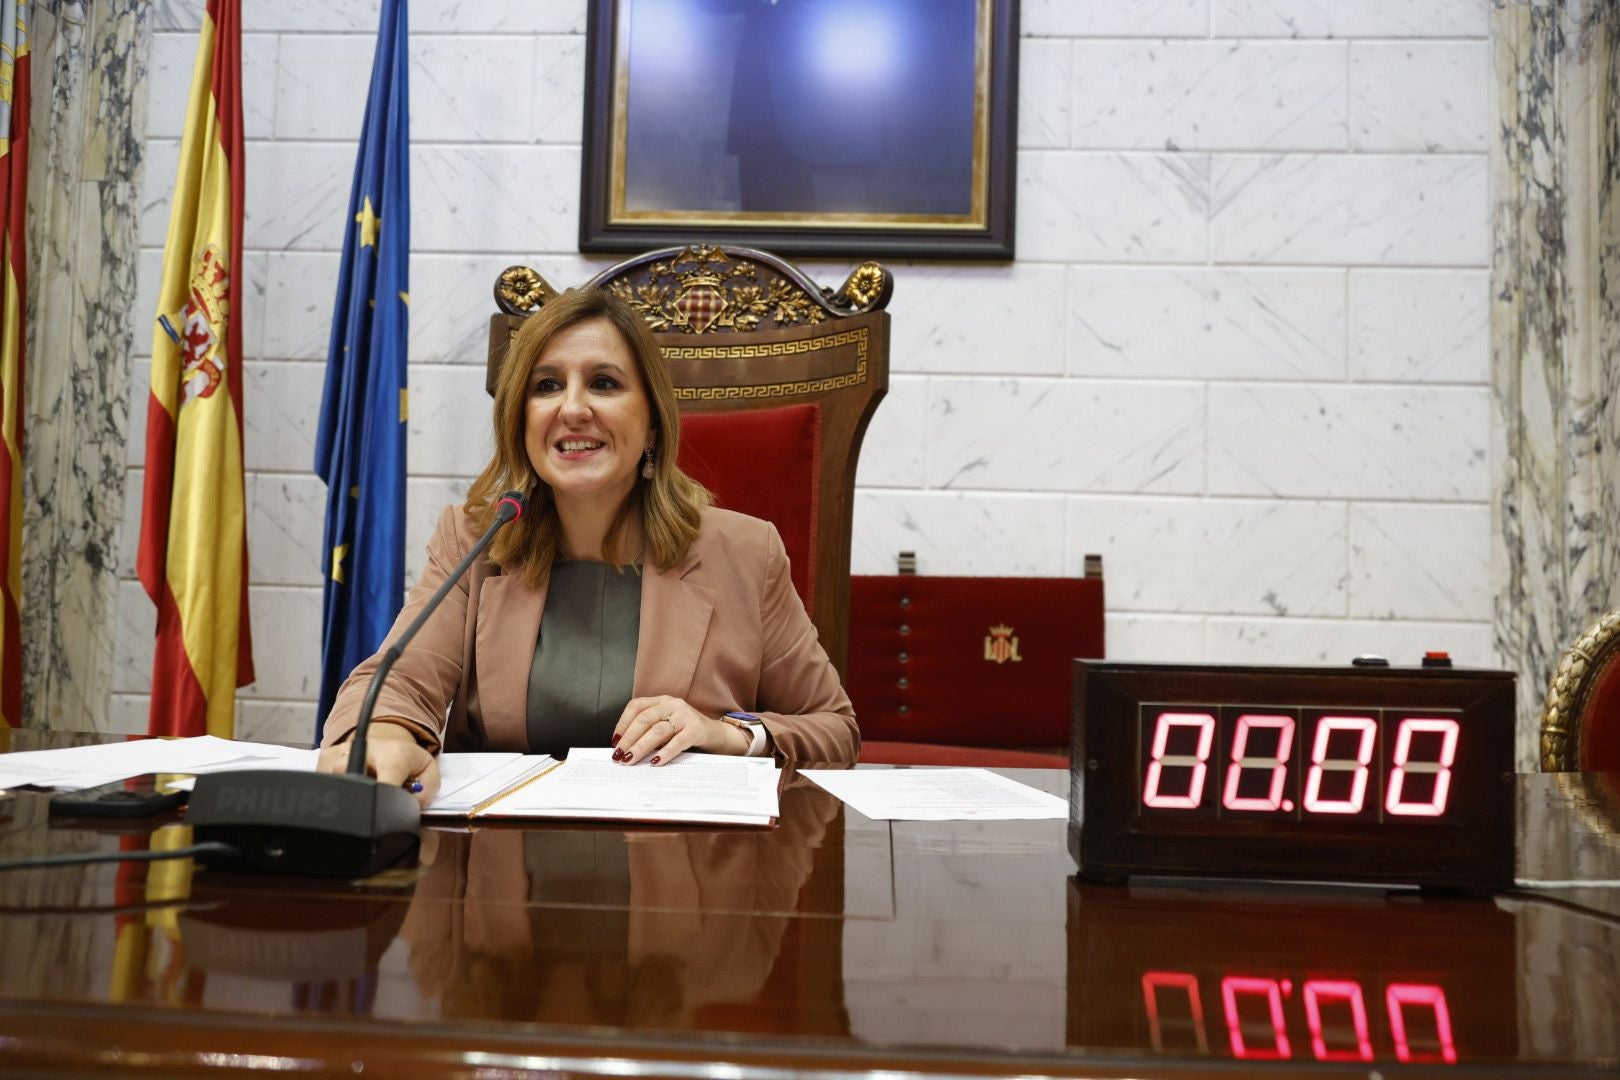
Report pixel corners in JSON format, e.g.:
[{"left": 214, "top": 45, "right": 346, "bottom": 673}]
[{"left": 641, "top": 448, "right": 655, "bottom": 480}]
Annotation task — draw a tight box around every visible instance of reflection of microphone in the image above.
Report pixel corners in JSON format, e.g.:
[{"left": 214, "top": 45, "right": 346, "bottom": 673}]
[{"left": 187, "top": 491, "right": 528, "bottom": 877}]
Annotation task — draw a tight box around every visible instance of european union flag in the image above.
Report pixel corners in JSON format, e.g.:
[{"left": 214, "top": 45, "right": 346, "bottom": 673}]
[{"left": 313, "top": 0, "right": 409, "bottom": 741}]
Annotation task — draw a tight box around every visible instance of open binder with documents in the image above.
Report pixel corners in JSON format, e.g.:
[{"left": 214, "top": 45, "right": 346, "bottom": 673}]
[{"left": 426, "top": 748, "right": 781, "bottom": 827}]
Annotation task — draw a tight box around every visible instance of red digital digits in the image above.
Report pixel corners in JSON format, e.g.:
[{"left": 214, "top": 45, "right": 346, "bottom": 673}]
[
  {"left": 1143, "top": 972, "right": 1456, "bottom": 1064},
  {"left": 1141, "top": 710, "right": 1461, "bottom": 819},
  {"left": 1223, "top": 715, "right": 1294, "bottom": 812},
  {"left": 1142, "top": 712, "right": 1215, "bottom": 809}
]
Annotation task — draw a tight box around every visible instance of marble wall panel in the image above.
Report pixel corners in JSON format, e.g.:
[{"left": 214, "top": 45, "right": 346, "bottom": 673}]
[
  {"left": 1104, "top": 613, "right": 1207, "bottom": 663},
  {"left": 854, "top": 375, "right": 927, "bottom": 489},
  {"left": 24, "top": 0, "right": 152, "bottom": 731},
  {"left": 1205, "top": 615, "right": 1496, "bottom": 668},
  {"left": 1068, "top": 267, "right": 1345, "bottom": 380},
  {"left": 410, "top": 252, "right": 612, "bottom": 366},
  {"left": 1017, "top": 151, "right": 1209, "bottom": 264},
  {"left": 241, "top": 361, "right": 328, "bottom": 473},
  {"left": 531, "top": 34, "right": 587, "bottom": 145},
  {"left": 1019, "top": 39, "right": 1070, "bottom": 151},
  {"left": 270, "top": 35, "right": 373, "bottom": 140},
  {"left": 236, "top": 700, "right": 317, "bottom": 747},
  {"left": 245, "top": 473, "right": 325, "bottom": 588},
  {"left": 259, "top": 251, "right": 341, "bottom": 361},
  {"left": 928, "top": 378, "right": 1206, "bottom": 494},
  {"left": 1105, "top": 613, "right": 1208, "bottom": 662},
  {"left": 1490, "top": 0, "right": 1620, "bottom": 757},
  {"left": 1022, "top": 0, "right": 1209, "bottom": 38},
  {"left": 112, "top": 580, "right": 153, "bottom": 695},
  {"left": 1350, "top": 42, "right": 1490, "bottom": 152},
  {"left": 1208, "top": 384, "right": 1490, "bottom": 500},
  {"left": 246, "top": 141, "right": 362, "bottom": 251},
  {"left": 411, "top": 0, "right": 586, "bottom": 36},
  {"left": 1348, "top": 269, "right": 1489, "bottom": 383},
  {"left": 1212, "top": 0, "right": 1489, "bottom": 39},
  {"left": 851, "top": 492, "right": 1067, "bottom": 577},
  {"left": 1071, "top": 42, "right": 1347, "bottom": 151},
  {"left": 242, "top": 1, "right": 382, "bottom": 34},
  {"left": 407, "top": 363, "right": 501, "bottom": 477},
  {"left": 1349, "top": 502, "right": 1491, "bottom": 620},
  {"left": 405, "top": 477, "right": 474, "bottom": 586},
  {"left": 1066, "top": 496, "right": 1348, "bottom": 616},
  {"left": 277, "top": 34, "right": 540, "bottom": 144},
  {"left": 413, "top": 144, "right": 581, "bottom": 254},
  {"left": 887, "top": 264, "right": 1067, "bottom": 375},
  {"left": 147, "top": 32, "right": 277, "bottom": 140},
  {"left": 1211, "top": 153, "right": 1488, "bottom": 265},
  {"left": 239, "top": 587, "right": 323, "bottom": 701}
]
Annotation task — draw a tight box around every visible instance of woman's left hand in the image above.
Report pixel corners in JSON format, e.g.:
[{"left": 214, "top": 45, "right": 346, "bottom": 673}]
[{"left": 612, "top": 695, "right": 750, "bottom": 766}]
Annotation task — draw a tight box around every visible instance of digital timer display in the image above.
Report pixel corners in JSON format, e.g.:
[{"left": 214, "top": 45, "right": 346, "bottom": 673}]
[
  {"left": 1070, "top": 663, "right": 1517, "bottom": 890},
  {"left": 1138, "top": 706, "right": 1462, "bottom": 823}
]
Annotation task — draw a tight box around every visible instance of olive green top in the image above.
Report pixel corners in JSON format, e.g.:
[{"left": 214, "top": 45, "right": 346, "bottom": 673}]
[{"left": 526, "top": 560, "right": 643, "bottom": 757}]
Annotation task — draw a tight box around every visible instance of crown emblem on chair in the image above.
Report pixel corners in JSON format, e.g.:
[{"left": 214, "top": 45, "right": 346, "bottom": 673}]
[{"left": 984, "top": 624, "right": 1023, "bottom": 665}]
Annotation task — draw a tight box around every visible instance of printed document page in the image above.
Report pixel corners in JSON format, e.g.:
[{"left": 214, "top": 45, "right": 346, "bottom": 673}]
[
  {"left": 425, "top": 754, "right": 556, "bottom": 815},
  {"left": 482, "top": 747, "right": 780, "bottom": 825},
  {"left": 800, "top": 767, "right": 1068, "bottom": 820}
]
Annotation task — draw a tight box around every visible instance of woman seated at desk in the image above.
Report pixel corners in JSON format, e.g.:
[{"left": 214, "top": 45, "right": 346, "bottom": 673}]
[{"left": 318, "top": 288, "right": 858, "bottom": 802}]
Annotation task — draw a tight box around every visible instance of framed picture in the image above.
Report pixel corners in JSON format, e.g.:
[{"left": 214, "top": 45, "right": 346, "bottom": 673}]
[{"left": 580, "top": 0, "right": 1019, "bottom": 260}]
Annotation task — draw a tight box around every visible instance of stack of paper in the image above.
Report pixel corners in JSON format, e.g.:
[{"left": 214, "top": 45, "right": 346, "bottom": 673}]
[
  {"left": 0, "top": 736, "right": 317, "bottom": 792},
  {"left": 439, "top": 748, "right": 780, "bottom": 826}
]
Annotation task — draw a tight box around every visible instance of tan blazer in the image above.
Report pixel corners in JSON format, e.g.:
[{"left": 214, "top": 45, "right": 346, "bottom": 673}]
[{"left": 321, "top": 505, "right": 858, "bottom": 767}]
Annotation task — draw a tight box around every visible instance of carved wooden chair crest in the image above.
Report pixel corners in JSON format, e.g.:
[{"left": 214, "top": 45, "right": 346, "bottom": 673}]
[
  {"left": 1540, "top": 609, "right": 1620, "bottom": 772},
  {"left": 487, "top": 245, "right": 893, "bottom": 677}
]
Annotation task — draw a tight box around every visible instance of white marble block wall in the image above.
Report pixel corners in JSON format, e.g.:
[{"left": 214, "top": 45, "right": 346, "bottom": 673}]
[{"left": 110, "top": 0, "right": 1495, "bottom": 743}]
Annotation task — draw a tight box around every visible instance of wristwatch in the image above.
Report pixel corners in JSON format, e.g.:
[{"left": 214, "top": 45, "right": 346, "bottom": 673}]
[{"left": 724, "top": 711, "right": 768, "bottom": 757}]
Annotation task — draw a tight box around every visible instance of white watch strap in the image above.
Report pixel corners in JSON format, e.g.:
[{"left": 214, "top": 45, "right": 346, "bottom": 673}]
[{"left": 742, "top": 720, "right": 767, "bottom": 757}]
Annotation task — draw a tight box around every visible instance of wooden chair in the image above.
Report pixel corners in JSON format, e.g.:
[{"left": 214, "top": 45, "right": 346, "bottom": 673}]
[
  {"left": 1540, "top": 609, "right": 1620, "bottom": 772},
  {"left": 487, "top": 245, "right": 892, "bottom": 679}
]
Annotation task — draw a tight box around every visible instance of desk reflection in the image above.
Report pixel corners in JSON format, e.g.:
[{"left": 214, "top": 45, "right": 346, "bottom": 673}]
[{"left": 399, "top": 775, "right": 849, "bottom": 1034}]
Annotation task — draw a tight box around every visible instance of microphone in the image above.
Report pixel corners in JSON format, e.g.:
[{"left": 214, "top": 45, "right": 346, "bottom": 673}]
[{"left": 186, "top": 491, "right": 528, "bottom": 877}]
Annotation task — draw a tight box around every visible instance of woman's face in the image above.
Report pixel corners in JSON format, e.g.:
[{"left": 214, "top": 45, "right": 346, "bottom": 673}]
[{"left": 523, "top": 317, "right": 653, "bottom": 512}]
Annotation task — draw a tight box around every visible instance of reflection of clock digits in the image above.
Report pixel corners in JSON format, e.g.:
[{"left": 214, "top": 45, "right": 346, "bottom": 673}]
[{"left": 1070, "top": 663, "right": 1517, "bottom": 890}]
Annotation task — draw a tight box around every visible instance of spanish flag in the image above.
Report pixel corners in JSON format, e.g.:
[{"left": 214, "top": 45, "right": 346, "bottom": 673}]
[
  {"left": 137, "top": 0, "right": 253, "bottom": 737},
  {"left": 0, "top": 1, "right": 30, "bottom": 730}
]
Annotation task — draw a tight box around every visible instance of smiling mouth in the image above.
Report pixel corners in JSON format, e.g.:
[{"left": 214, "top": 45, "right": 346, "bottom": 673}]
[{"left": 557, "top": 438, "right": 605, "bottom": 453}]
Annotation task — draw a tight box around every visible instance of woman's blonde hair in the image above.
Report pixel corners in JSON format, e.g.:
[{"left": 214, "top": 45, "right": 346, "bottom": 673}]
[{"left": 466, "top": 287, "right": 710, "bottom": 586}]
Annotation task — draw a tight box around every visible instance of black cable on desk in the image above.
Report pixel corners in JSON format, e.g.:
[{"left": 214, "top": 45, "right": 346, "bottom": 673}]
[{"left": 0, "top": 841, "right": 239, "bottom": 873}]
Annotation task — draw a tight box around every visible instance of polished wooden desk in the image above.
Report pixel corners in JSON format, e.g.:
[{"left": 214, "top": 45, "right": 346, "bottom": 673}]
[{"left": 0, "top": 732, "right": 1616, "bottom": 1079}]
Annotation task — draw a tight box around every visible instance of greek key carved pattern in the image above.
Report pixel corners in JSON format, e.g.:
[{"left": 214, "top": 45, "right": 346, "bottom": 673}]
[{"left": 668, "top": 327, "right": 869, "bottom": 400}]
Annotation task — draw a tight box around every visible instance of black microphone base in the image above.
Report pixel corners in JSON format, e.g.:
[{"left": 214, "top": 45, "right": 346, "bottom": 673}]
[{"left": 186, "top": 769, "right": 421, "bottom": 877}]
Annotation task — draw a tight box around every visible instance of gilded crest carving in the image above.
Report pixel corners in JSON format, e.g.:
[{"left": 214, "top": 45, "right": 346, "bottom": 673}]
[{"left": 608, "top": 245, "right": 828, "bottom": 334}]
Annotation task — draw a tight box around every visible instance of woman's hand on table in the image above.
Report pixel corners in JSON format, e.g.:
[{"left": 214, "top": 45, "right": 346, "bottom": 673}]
[
  {"left": 612, "top": 695, "right": 751, "bottom": 765},
  {"left": 316, "top": 721, "right": 442, "bottom": 808}
]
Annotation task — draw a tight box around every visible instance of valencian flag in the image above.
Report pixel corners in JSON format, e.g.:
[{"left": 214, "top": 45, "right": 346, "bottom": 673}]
[
  {"left": 0, "top": 0, "right": 29, "bottom": 729},
  {"left": 137, "top": 0, "right": 253, "bottom": 738},
  {"left": 314, "top": 0, "right": 410, "bottom": 740}
]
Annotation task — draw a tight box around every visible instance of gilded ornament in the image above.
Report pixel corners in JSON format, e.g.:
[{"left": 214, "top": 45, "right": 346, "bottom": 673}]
[{"left": 1539, "top": 609, "right": 1620, "bottom": 770}]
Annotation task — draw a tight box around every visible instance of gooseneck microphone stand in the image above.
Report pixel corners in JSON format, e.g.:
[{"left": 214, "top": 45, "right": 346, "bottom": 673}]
[{"left": 187, "top": 492, "right": 528, "bottom": 877}]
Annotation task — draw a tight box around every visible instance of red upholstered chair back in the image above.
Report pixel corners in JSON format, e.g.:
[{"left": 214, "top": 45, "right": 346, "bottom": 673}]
[
  {"left": 847, "top": 573, "right": 1105, "bottom": 767},
  {"left": 678, "top": 405, "right": 820, "bottom": 614},
  {"left": 488, "top": 246, "right": 892, "bottom": 677},
  {"left": 1541, "top": 610, "right": 1620, "bottom": 772}
]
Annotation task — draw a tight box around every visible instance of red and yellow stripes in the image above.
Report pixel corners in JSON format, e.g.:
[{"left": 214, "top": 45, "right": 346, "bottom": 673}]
[
  {"left": 137, "top": 0, "right": 253, "bottom": 737},
  {"left": 0, "top": 1, "right": 30, "bottom": 729}
]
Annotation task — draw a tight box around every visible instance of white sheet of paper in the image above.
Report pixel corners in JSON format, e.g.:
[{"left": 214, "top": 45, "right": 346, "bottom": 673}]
[
  {"left": 485, "top": 747, "right": 779, "bottom": 824},
  {"left": 0, "top": 736, "right": 317, "bottom": 791},
  {"left": 799, "top": 767, "right": 1069, "bottom": 820},
  {"left": 425, "top": 753, "right": 556, "bottom": 815}
]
